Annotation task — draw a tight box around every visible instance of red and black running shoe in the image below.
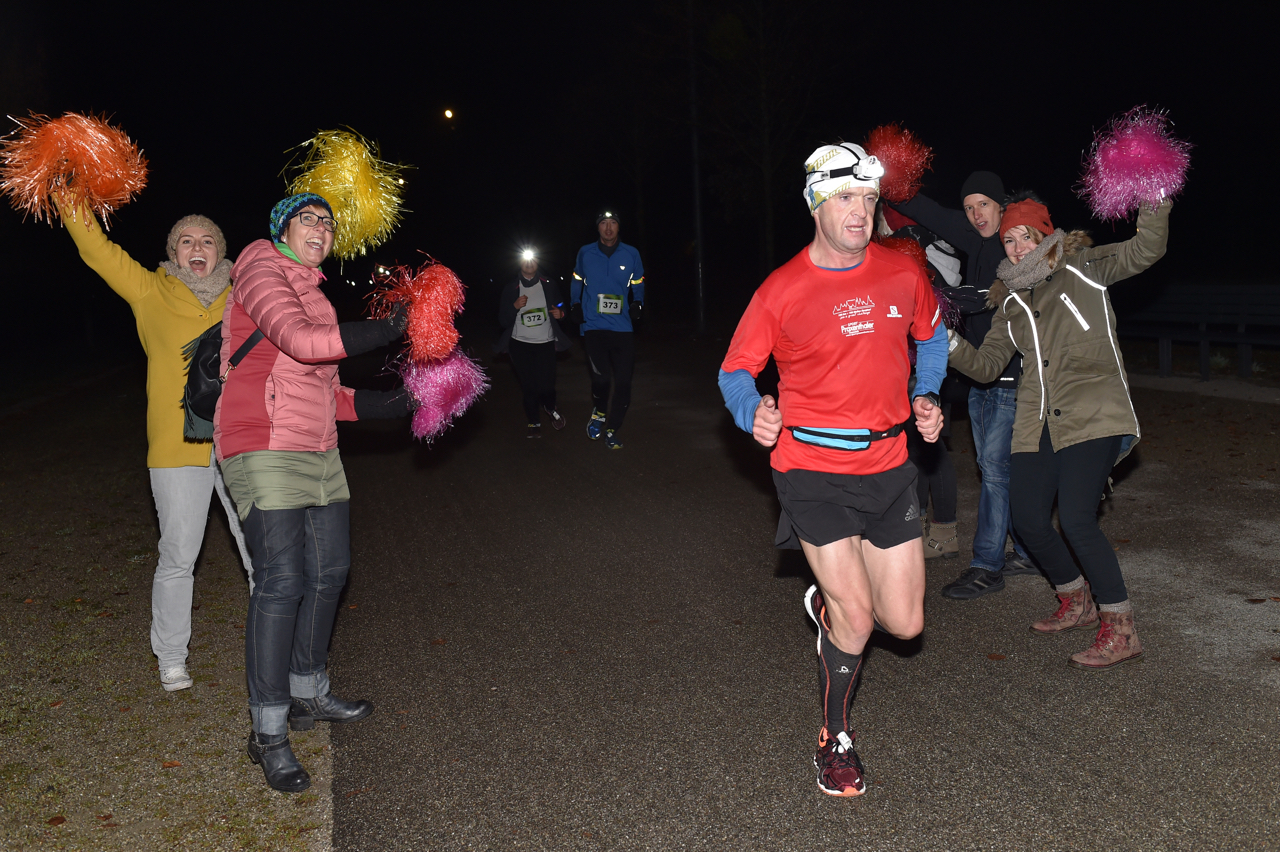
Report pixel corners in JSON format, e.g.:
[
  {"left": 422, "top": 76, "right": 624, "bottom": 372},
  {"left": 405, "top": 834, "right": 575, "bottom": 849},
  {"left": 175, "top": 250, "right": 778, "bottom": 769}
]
[{"left": 814, "top": 727, "right": 866, "bottom": 797}]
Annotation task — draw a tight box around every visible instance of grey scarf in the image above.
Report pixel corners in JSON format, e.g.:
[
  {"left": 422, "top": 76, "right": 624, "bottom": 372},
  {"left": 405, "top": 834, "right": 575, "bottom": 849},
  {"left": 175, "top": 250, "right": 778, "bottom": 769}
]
[
  {"left": 162, "top": 258, "right": 233, "bottom": 307},
  {"left": 995, "top": 230, "right": 1064, "bottom": 292}
]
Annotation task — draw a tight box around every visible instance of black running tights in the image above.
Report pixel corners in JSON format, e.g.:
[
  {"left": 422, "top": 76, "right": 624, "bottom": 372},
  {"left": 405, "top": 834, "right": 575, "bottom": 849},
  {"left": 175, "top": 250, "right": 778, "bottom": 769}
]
[
  {"left": 508, "top": 339, "right": 557, "bottom": 423},
  {"left": 584, "top": 330, "right": 634, "bottom": 430}
]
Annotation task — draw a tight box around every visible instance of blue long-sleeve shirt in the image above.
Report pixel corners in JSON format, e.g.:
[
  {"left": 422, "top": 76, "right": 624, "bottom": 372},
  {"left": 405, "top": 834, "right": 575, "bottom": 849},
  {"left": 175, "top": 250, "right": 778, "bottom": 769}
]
[{"left": 571, "top": 241, "right": 645, "bottom": 333}]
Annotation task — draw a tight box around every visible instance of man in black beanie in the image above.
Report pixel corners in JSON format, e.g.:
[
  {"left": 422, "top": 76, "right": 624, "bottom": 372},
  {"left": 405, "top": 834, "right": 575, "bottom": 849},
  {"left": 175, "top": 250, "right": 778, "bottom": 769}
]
[{"left": 889, "top": 172, "right": 1039, "bottom": 600}]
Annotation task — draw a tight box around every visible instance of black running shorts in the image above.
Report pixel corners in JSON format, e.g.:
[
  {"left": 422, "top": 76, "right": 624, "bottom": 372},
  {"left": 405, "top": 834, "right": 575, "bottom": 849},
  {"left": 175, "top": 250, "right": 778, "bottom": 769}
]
[{"left": 772, "top": 462, "right": 921, "bottom": 551}]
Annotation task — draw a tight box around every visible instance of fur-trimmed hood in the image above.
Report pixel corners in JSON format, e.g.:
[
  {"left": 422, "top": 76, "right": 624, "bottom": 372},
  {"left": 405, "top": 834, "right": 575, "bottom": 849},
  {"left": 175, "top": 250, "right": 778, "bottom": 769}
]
[{"left": 986, "top": 230, "right": 1094, "bottom": 308}]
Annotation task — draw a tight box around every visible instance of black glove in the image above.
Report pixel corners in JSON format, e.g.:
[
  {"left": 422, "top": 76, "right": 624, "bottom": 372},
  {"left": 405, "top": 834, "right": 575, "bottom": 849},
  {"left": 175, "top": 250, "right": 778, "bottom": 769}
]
[
  {"left": 569, "top": 302, "right": 584, "bottom": 325},
  {"left": 339, "top": 317, "right": 402, "bottom": 357},
  {"left": 354, "top": 386, "right": 412, "bottom": 420},
  {"left": 387, "top": 301, "right": 409, "bottom": 333},
  {"left": 629, "top": 301, "right": 643, "bottom": 325}
]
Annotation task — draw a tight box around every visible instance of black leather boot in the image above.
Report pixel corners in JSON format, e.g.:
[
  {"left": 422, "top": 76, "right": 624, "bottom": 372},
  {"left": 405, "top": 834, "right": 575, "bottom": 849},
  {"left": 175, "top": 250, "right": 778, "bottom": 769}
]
[
  {"left": 247, "top": 733, "right": 311, "bottom": 793},
  {"left": 289, "top": 693, "right": 375, "bottom": 731}
]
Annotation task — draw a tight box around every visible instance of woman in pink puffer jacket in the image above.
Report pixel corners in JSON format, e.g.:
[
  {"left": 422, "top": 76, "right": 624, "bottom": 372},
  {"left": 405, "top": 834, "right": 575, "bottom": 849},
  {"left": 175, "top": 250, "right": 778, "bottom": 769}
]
[{"left": 215, "top": 193, "right": 409, "bottom": 793}]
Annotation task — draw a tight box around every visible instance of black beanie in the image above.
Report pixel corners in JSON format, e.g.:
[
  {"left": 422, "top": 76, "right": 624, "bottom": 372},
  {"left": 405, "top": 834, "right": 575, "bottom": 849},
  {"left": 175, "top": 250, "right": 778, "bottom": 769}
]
[{"left": 960, "top": 171, "right": 1006, "bottom": 206}]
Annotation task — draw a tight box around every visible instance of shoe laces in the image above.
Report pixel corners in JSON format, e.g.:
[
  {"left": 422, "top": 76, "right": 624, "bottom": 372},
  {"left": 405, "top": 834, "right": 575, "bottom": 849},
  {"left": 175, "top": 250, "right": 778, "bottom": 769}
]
[
  {"left": 820, "top": 728, "right": 857, "bottom": 757},
  {"left": 1051, "top": 594, "right": 1075, "bottom": 619},
  {"left": 1091, "top": 620, "right": 1116, "bottom": 649}
]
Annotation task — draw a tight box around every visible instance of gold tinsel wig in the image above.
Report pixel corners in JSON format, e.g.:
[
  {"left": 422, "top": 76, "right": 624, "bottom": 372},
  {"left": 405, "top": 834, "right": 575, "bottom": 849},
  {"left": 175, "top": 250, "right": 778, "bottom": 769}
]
[{"left": 285, "top": 129, "right": 407, "bottom": 260}]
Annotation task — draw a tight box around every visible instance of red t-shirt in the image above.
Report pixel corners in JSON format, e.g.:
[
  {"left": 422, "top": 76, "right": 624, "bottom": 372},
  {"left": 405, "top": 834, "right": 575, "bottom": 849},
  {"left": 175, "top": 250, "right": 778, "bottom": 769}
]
[{"left": 721, "top": 242, "right": 940, "bottom": 475}]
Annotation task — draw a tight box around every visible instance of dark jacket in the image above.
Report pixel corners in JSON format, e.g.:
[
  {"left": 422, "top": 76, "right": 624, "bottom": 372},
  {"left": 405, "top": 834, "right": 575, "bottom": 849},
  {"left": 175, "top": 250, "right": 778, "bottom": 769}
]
[
  {"left": 892, "top": 193, "right": 1020, "bottom": 389},
  {"left": 495, "top": 274, "right": 573, "bottom": 354},
  {"left": 947, "top": 201, "right": 1170, "bottom": 462}
]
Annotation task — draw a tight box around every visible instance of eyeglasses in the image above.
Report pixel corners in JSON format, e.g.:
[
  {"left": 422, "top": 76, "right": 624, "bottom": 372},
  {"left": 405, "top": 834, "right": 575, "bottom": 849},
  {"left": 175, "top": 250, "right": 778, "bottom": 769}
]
[{"left": 294, "top": 211, "right": 336, "bottom": 232}]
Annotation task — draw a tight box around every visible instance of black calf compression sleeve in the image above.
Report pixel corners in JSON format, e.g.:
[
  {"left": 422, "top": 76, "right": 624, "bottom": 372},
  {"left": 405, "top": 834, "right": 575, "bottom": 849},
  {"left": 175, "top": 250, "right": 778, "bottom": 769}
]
[{"left": 818, "top": 638, "right": 863, "bottom": 737}]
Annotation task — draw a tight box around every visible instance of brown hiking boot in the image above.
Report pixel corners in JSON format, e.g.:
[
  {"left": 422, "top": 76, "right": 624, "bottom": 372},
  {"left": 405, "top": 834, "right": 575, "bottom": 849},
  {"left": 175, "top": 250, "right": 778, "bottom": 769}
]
[
  {"left": 1029, "top": 584, "right": 1098, "bottom": 635},
  {"left": 924, "top": 521, "right": 958, "bottom": 559},
  {"left": 1068, "top": 610, "right": 1145, "bottom": 670}
]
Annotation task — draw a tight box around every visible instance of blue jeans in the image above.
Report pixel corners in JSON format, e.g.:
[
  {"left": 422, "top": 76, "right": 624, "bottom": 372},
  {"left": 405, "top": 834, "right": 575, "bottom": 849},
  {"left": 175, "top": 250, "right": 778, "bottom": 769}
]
[
  {"left": 243, "top": 502, "right": 351, "bottom": 735},
  {"left": 967, "top": 386, "right": 1028, "bottom": 572}
]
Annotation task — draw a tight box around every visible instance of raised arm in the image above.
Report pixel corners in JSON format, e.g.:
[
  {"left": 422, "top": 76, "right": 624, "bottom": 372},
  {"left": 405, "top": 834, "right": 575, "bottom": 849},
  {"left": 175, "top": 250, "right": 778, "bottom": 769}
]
[
  {"left": 891, "top": 193, "right": 981, "bottom": 256},
  {"left": 1070, "top": 200, "right": 1171, "bottom": 286},
  {"left": 54, "top": 195, "right": 153, "bottom": 305}
]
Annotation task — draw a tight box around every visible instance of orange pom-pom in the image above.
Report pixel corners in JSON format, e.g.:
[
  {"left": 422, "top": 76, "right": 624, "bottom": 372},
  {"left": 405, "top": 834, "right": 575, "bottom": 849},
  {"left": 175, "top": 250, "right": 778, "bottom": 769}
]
[
  {"left": 368, "top": 258, "right": 467, "bottom": 362},
  {"left": 0, "top": 112, "right": 147, "bottom": 227},
  {"left": 864, "top": 124, "right": 932, "bottom": 203}
]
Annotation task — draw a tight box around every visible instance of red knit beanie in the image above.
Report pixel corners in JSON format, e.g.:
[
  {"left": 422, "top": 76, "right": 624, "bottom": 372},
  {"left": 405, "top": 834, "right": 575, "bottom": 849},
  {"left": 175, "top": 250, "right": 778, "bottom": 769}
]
[{"left": 999, "top": 200, "right": 1053, "bottom": 239}]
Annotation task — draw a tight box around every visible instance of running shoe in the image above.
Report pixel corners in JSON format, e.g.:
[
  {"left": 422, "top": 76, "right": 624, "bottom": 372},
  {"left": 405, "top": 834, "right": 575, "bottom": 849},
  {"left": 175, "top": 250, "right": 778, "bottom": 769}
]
[
  {"left": 526, "top": 423, "right": 542, "bottom": 439},
  {"left": 1002, "top": 552, "right": 1040, "bottom": 576},
  {"left": 814, "top": 727, "right": 866, "bottom": 797},
  {"left": 544, "top": 407, "right": 567, "bottom": 430},
  {"left": 940, "top": 566, "right": 1005, "bottom": 600},
  {"left": 605, "top": 429, "right": 623, "bottom": 450},
  {"left": 804, "top": 584, "right": 830, "bottom": 644},
  {"left": 587, "top": 409, "right": 606, "bottom": 440}
]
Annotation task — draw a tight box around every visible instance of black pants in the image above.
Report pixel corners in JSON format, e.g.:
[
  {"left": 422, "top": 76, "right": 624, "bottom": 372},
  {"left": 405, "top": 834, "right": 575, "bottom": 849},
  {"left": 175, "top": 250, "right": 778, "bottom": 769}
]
[
  {"left": 1009, "top": 425, "right": 1125, "bottom": 603},
  {"left": 907, "top": 403, "right": 956, "bottom": 523},
  {"left": 508, "top": 338, "right": 557, "bottom": 423},
  {"left": 584, "top": 330, "right": 634, "bottom": 430}
]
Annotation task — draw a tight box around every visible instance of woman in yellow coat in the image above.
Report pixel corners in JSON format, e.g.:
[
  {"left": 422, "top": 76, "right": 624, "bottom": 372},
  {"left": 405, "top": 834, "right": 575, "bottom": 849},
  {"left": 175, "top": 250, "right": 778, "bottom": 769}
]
[{"left": 57, "top": 195, "right": 252, "bottom": 692}]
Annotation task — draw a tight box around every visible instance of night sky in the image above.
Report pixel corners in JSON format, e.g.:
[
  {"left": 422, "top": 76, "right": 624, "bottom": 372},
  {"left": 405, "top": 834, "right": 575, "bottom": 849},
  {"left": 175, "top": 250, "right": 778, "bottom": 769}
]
[{"left": 0, "top": 2, "right": 1263, "bottom": 367}]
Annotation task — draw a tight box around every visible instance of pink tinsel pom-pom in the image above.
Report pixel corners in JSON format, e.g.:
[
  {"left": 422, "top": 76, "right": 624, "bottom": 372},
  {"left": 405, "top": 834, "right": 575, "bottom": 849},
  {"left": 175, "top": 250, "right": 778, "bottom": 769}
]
[
  {"left": 1077, "top": 106, "right": 1192, "bottom": 222},
  {"left": 400, "top": 348, "right": 489, "bottom": 442},
  {"left": 368, "top": 258, "right": 467, "bottom": 362},
  {"left": 864, "top": 124, "right": 933, "bottom": 203}
]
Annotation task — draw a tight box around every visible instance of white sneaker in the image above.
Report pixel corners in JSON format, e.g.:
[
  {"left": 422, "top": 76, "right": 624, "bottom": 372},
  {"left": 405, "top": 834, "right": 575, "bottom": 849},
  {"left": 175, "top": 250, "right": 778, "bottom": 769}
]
[{"left": 160, "top": 665, "right": 193, "bottom": 692}]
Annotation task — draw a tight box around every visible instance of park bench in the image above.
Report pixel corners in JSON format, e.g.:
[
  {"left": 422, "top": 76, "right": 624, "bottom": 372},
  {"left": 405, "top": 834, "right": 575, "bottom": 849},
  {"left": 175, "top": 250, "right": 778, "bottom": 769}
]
[{"left": 1116, "top": 283, "right": 1280, "bottom": 380}]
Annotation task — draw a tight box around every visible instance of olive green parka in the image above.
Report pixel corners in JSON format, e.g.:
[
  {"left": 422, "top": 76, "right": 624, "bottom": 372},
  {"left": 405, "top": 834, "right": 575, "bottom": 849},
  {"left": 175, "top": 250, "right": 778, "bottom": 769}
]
[{"left": 947, "top": 200, "right": 1171, "bottom": 462}]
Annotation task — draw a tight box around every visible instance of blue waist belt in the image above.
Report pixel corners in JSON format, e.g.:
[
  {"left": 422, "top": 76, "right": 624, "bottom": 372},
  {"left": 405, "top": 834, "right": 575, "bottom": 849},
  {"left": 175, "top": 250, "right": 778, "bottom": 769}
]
[{"left": 789, "top": 422, "right": 906, "bottom": 451}]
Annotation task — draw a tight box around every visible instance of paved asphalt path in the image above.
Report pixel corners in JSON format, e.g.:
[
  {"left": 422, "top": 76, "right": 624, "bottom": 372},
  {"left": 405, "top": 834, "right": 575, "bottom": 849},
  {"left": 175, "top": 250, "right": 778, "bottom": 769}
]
[{"left": 326, "top": 330, "right": 1279, "bottom": 851}]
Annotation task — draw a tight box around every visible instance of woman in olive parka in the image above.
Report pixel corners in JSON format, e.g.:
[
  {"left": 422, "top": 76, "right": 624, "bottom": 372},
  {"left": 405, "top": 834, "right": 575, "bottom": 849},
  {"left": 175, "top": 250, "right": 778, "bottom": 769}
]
[{"left": 947, "top": 194, "right": 1170, "bottom": 670}]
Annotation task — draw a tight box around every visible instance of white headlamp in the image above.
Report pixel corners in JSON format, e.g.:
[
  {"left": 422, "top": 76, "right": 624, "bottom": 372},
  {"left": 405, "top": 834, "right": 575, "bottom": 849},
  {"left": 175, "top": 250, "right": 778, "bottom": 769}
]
[{"left": 803, "top": 142, "right": 885, "bottom": 212}]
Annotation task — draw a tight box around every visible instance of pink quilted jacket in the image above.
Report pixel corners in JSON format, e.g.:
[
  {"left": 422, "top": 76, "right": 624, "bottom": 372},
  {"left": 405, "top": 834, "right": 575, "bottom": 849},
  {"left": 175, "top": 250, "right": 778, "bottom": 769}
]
[{"left": 214, "top": 240, "right": 357, "bottom": 461}]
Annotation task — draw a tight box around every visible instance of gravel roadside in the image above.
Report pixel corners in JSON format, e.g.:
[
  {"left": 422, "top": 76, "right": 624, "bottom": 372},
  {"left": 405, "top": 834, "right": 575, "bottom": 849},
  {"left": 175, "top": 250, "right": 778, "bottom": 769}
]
[{"left": 1, "top": 371, "right": 333, "bottom": 851}]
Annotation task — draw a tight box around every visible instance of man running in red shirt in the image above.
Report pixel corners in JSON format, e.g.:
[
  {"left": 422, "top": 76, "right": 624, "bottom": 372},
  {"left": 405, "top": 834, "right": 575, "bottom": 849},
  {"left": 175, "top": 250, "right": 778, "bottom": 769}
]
[{"left": 719, "top": 142, "right": 949, "bottom": 797}]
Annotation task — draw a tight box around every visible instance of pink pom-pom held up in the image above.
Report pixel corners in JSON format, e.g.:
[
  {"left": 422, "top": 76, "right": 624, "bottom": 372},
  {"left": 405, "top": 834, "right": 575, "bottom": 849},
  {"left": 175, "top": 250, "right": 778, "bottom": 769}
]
[
  {"left": 1077, "top": 106, "right": 1191, "bottom": 222},
  {"left": 0, "top": 112, "right": 147, "bottom": 227},
  {"left": 400, "top": 348, "right": 489, "bottom": 441},
  {"left": 368, "top": 258, "right": 468, "bottom": 362},
  {"left": 864, "top": 124, "right": 933, "bottom": 203}
]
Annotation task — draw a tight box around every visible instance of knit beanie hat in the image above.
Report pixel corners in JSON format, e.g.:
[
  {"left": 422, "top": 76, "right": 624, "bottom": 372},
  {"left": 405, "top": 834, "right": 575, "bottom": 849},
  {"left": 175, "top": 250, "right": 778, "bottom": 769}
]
[
  {"left": 596, "top": 209, "right": 619, "bottom": 225},
  {"left": 803, "top": 142, "right": 884, "bottom": 213},
  {"left": 959, "top": 171, "right": 1006, "bottom": 206},
  {"left": 999, "top": 199, "right": 1054, "bottom": 239},
  {"left": 269, "top": 193, "right": 334, "bottom": 240},
  {"left": 166, "top": 215, "right": 227, "bottom": 263}
]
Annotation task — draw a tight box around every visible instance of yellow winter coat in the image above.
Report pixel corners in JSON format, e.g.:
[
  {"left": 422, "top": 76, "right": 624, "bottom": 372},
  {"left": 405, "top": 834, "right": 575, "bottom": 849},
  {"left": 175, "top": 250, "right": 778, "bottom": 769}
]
[{"left": 58, "top": 197, "right": 229, "bottom": 468}]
